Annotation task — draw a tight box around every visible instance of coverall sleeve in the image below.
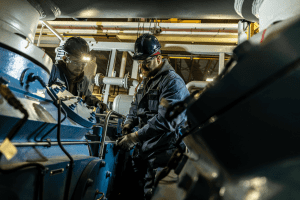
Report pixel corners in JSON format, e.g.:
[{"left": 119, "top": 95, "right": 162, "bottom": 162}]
[
  {"left": 48, "top": 64, "right": 59, "bottom": 86},
  {"left": 137, "top": 75, "right": 189, "bottom": 141},
  {"left": 82, "top": 77, "right": 103, "bottom": 107},
  {"left": 123, "top": 94, "right": 139, "bottom": 129}
]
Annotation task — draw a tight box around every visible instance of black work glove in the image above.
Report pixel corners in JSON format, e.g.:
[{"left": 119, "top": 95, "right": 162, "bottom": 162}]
[
  {"left": 96, "top": 102, "right": 107, "bottom": 114},
  {"left": 122, "top": 124, "right": 132, "bottom": 136}
]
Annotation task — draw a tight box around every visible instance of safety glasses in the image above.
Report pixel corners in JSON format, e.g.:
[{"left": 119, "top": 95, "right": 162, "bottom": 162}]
[
  {"left": 138, "top": 56, "right": 156, "bottom": 66},
  {"left": 65, "top": 57, "right": 88, "bottom": 65}
]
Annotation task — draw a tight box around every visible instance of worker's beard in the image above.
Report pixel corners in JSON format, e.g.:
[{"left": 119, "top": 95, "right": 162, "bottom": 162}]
[
  {"left": 66, "top": 63, "right": 85, "bottom": 78},
  {"left": 140, "top": 64, "right": 151, "bottom": 77},
  {"left": 141, "top": 63, "right": 162, "bottom": 78}
]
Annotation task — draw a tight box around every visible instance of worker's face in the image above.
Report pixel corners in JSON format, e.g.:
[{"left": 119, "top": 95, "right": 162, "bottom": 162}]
[
  {"left": 65, "top": 55, "right": 88, "bottom": 76},
  {"left": 138, "top": 55, "right": 162, "bottom": 77}
]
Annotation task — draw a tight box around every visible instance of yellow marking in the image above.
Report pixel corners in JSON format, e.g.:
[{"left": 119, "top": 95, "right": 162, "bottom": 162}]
[{"left": 0, "top": 138, "right": 17, "bottom": 160}]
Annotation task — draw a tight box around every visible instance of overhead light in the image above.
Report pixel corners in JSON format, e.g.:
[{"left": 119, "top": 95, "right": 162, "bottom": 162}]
[
  {"left": 206, "top": 78, "right": 214, "bottom": 82},
  {"left": 140, "top": 74, "right": 143, "bottom": 78}
]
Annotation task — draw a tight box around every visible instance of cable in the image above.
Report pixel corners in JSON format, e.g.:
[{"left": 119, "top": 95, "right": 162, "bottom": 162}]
[
  {"left": 57, "top": 99, "right": 74, "bottom": 200},
  {"left": 27, "top": 75, "right": 68, "bottom": 141},
  {"left": 0, "top": 84, "right": 29, "bottom": 141}
]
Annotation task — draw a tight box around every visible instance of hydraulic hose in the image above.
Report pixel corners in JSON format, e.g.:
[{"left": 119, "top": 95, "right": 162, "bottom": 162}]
[
  {"left": 57, "top": 99, "right": 74, "bottom": 200},
  {"left": 29, "top": 74, "right": 68, "bottom": 141},
  {"left": 0, "top": 83, "right": 29, "bottom": 141}
]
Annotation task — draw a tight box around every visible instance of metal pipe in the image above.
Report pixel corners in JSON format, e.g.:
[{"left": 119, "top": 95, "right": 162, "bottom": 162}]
[
  {"left": 37, "top": 24, "right": 44, "bottom": 47},
  {"left": 99, "top": 110, "right": 125, "bottom": 159},
  {"left": 0, "top": 141, "right": 117, "bottom": 147},
  {"left": 41, "top": 21, "right": 64, "bottom": 42},
  {"left": 132, "top": 80, "right": 139, "bottom": 88},
  {"left": 94, "top": 74, "right": 130, "bottom": 89},
  {"left": 103, "top": 49, "right": 117, "bottom": 104},
  {"left": 38, "top": 21, "right": 238, "bottom": 30},
  {"left": 37, "top": 28, "right": 238, "bottom": 36},
  {"left": 131, "top": 61, "right": 139, "bottom": 79},
  {"left": 219, "top": 53, "right": 225, "bottom": 74},
  {"left": 95, "top": 113, "right": 121, "bottom": 118},
  {"left": 186, "top": 81, "right": 208, "bottom": 93},
  {"left": 238, "top": 20, "right": 247, "bottom": 44},
  {"left": 120, "top": 52, "right": 127, "bottom": 78},
  {"left": 103, "top": 77, "right": 124, "bottom": 87}
]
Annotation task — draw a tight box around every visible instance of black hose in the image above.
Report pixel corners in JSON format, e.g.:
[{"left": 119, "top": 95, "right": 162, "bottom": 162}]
[
  {"left": 57, "top": 99, "right": 74, "bottom": 200},
  {"left": 0, "top": 84, "right": 29, "bottom": 141},
  {"left": 32, "top": 76, "right": 67, "bottom": 141}
]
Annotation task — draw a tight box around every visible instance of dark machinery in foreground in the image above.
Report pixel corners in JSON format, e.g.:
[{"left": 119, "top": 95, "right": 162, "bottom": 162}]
[{"left": 153, "top": 15, "right": 300, "bottom": 200}]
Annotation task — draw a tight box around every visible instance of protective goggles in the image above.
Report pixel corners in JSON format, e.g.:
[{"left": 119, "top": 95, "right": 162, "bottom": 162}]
[
  {"left": 65, "top": 56, "right": 90, "bottom": 65},
  {"left": 138, "top": 56, "right": 157, "bottom": 66}
]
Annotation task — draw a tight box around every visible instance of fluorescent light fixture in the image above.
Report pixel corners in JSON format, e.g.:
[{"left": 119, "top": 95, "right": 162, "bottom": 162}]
[{"left": 206, "top": 78, "right": 214, "bottom": 82}]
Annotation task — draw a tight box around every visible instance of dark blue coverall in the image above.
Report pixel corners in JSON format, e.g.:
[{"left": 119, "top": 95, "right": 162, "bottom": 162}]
[
  {"left": 123, "top": 59, "right": 190, "bottom": 199},
  {"left": 48, "top": 61, "right": 101, "bottom": 106}
]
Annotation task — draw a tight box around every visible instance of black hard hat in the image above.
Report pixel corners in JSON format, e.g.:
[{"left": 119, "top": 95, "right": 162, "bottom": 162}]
[
  {"left": 133, "top": 34, "right": 161, "bottom": 60},
  {"left": 63, "top": 37, "right": 90, "bottom": 57}
]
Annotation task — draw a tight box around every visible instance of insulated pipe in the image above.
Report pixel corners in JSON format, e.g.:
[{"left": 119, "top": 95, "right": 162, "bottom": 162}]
[
  {"left": 120, "top": 52, "right": 127, "bottom": 78},
  {"left": 41, "top": 21, "right": 64, "bottom": 42},
  {"left": 186, "top": 81, "right": 208, "bottom": 93},
  {"left": 219, "top": 53, "right": 225, "bottom": 74},
  {"left": 37, "top": 24, "right": 45, "bottom": 47},
  {"left": 38, "top": 21, "right": 239, "bottom": 30},
  {"left": 103, "top": 77, "right": 125, "bottom": 87},
  {"left": 39, "top": 29, "right": 238, "bottom": 36},
  {"left": 94, "top": 74, "right": 130, "bottom": 89},
  {"left": 238, "top": 20, "right": 247, "bottom": 44},
  {"left": 132, "top": 80, "right": 139, "bottom": 88},
  {"left": 131, "top": 61, "right": 139, "bottom": 79}
]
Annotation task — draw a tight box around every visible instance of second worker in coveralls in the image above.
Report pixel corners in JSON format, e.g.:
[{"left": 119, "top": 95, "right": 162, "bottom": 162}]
[{"left": 117, "top": 34, "right": 190, "bottom": 200}]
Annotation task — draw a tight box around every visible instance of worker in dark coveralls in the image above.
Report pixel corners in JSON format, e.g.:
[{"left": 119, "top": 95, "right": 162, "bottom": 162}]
[
  {"left": 48, "top": 37, "right": 106, "bottom": 111},
  {"left": 117, "top": 34, "right": 189, "bottom": 200}
]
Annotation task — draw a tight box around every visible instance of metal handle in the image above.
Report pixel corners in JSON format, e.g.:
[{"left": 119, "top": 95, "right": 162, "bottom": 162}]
[{"left": 98, "top": 110, "right": 125, "bottom": 159}]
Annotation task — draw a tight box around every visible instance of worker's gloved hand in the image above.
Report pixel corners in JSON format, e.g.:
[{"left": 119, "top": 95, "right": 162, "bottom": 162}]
[
  {"left": 96, "top": 102, "right": 107, "bottom": 114},
  {"left": 117, "top": 132, "right": 140, "bottom": 151},
  {"left": 122, "top": 124, "right": 132, "bottom": 136}
]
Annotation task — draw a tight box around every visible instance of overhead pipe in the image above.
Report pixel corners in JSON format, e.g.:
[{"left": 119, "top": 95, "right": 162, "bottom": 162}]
[
  {"left": 38, "top": 21, "right": 238, "bottom": 30},
  {"left": 41, "top": 21, "right": 64, "bottom": 42},
  {"left": 37, "top": 24, "right": 45, "bottom": 47},
  {"left": 120, "top": 52, "right": 127, "bottom": 78},
  {"left": 38, "top": 28, "right": 238, "bottom": 36},
  {"left": 186, "top": 81, "right": 208, "bottom": 93}
]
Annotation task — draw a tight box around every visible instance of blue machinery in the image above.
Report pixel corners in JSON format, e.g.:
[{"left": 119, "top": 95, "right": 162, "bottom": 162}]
[
  {"left": 0, "top": 31, "right": 126, "bottom": 199},
  {"left": 2, "top": 1, "right": 300, "bottom": 200}
]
